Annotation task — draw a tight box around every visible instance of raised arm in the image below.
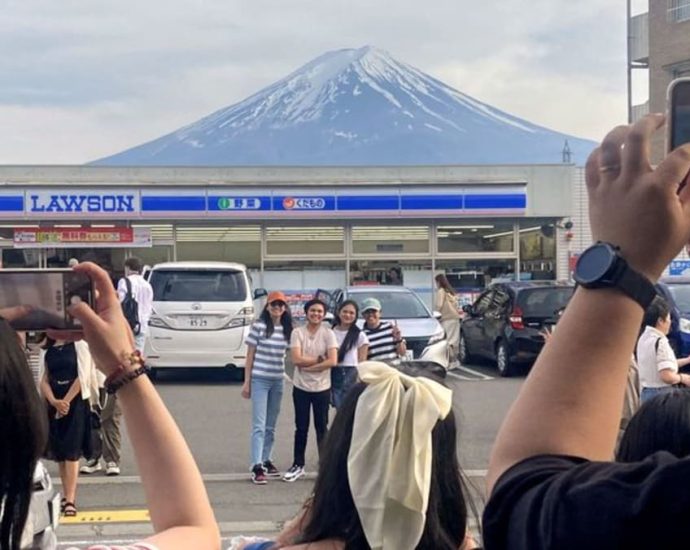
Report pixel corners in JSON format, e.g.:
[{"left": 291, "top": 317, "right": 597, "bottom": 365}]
[
  {"left": 487, "top": 114, "right": 690, "bottom": 492},
  {"left": 62, "top": 262, "right": 220, "bottom": 550}
]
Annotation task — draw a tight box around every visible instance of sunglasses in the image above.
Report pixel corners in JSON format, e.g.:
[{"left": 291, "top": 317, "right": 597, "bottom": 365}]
[
  {"left": 363, "top": 309, "right": 379, "bottom": 315},
  {"left": 269, "top": 301, "right": 287, "bottom": 308}
]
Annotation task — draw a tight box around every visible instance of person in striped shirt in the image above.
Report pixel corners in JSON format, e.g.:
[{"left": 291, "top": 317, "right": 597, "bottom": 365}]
[
  {"left": 242, "top": 291, "right": 293, "bottom": 485},
  {"left": 361, "top": 298, "right": 406, "bottom": 366}
]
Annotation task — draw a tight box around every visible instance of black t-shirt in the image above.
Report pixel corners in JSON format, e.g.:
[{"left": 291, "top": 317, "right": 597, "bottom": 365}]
[{"left": 482, "top": 452, "right": 690, "bottom": 549}]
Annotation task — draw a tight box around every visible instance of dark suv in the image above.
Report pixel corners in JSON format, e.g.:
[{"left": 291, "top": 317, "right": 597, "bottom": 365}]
[
  {"left": 459, "top": 281, "right": 574, "bottom": 376},
  {"left": 655, "top": 276, "right": 690, "bottom": 356}
]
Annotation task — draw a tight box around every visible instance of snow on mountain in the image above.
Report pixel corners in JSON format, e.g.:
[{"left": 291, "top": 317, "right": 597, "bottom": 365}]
[{"left": 92, "top": 46, "right": 596, "bottom": 166}]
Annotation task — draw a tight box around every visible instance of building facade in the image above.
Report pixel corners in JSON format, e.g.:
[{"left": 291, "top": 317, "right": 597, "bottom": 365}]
[
  {"left": 0, "top": 165, "right": 576, "bottom": 308},
  {"left": 630, "top": 0, "right": 690, "bottom": 160}
]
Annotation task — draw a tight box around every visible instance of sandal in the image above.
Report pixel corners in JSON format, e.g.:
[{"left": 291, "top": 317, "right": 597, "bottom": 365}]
[
  {"left": 60, "top": 498, "right": 66, "bottom": 513},
  {"left": 63, "top": 502, "right": 77, "bottom": 517}
]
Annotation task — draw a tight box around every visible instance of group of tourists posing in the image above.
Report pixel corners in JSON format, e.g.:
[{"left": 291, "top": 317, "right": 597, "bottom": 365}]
[{"left": 241, "top": 293, "right": 407, "bottom": 484}]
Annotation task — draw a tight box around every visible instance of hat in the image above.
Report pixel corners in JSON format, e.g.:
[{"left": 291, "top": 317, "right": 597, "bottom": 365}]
[
  {"left": 267, "top": 291, "right": 288, "bottom": 304},
  {"left": 361, "top": 298, "right": 382, "bottom": 312}
]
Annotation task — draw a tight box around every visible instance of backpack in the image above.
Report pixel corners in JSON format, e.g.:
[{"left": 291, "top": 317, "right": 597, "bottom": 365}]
[{"left": 121, "top": 277, "right": 141, "bottom": 335}]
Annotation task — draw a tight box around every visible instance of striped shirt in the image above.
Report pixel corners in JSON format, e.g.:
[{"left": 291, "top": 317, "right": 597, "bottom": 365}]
[
  {"left": 245, "top": 320, "right": 289, "bottom": 380},
  {"left": 364, "top": 321, "right": 400, "bottom": 365}
]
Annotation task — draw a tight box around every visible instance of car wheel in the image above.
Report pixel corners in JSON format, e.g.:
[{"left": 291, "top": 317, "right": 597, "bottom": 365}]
[
  {"left": 458, "top": 333, "right": 472, "bottom": 365},
  {"left": 496, "top": 340, "right": 513, "bottom": 377}
]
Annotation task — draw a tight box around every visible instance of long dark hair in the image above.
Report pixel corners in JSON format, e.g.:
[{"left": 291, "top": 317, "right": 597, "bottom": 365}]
[
  {"left": 334, "top": 300, "right": 362, "bottom": 364},
  {"left": 0, "top": 320, "right": 48, "bottom": 550},
  {"left": 296, "top": 364, "right": 471, "bottom": 549},
  {"left": 259, "top": 305, "right": 293, "bottom": 341},
  {"left": 617, "top": 388, "right": 690, "bottom": 462}
]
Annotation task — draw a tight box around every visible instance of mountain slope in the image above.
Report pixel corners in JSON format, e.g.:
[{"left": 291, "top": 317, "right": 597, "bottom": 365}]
[{"left": 93, "top": 46, "right": 595, "bottom": 166}]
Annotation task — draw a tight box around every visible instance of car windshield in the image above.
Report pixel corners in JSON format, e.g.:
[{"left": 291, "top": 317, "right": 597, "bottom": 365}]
[
  {"left": 350, "top": 290, "right": 429, "bottom": 319},
  {"left": 516, "top": 287, "right": 573, "bottom": 317},
  {"left": 666, "top": 284, "right": 690, "bottom": 313},
  {"left": 150, "top": 270, "right": 247, "bottom": 302}
]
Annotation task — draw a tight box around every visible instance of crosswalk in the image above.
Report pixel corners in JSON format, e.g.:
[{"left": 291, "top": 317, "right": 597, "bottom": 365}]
[{"left": 447, "top": 365, "right": 495, "bottom": 381}]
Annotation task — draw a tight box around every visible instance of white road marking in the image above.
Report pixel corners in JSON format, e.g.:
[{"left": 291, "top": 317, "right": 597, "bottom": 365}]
[{"left": 447, "top": 366, "right": 494, "bottom": 381}]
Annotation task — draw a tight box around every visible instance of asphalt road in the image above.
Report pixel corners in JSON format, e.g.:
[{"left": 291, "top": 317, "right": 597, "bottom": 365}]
[{"left": 52, "top": 361, "right": 524, "bottom": 547}]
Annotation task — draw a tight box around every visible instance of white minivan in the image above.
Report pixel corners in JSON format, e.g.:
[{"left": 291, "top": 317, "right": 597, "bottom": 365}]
[{"left": 144, "top": 261, "right": 263, "bottom": 378}]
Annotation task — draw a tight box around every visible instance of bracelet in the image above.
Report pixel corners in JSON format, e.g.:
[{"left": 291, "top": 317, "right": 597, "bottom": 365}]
[{"left": 104, "top": 350, "right": 149, "bottom": 394}]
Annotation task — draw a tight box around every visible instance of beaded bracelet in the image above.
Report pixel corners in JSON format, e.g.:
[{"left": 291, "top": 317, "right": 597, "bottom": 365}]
[{"left": 104, "top": 350, "right": 150, "bottom": 394}]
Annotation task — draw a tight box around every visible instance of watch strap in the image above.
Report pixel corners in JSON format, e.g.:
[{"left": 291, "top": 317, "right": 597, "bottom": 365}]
[{"left": 615, "top": 261, "right": 657, "bottom": 310}]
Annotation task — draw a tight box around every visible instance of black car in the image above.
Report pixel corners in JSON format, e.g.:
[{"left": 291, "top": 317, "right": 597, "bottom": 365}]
[{"left": 459, "top": 281, "right": 574, "bottom": 376}]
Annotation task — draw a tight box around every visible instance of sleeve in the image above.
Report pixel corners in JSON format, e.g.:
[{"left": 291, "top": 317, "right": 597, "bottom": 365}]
[
  {"left": 75, "top": 341, "right": 93, "bottom": 402},
  {"left": 116, "top": 277, "right": 127, "bottom": 303},
  {"left": 434, "top": 289, "right": 445, "bottom": 311},
  {"left": 358, "top": 331, "right": 370, "bottom": 346},
  {"left": 290, "top": 327, "right": 303, "bottom": 349},
  {"left": 656, "top": 337, "right": 677, "bottom": 372},
  {"left": 326, "top": 328, "right": 338, "bottom": 349},
  {"left": 482, "top": 452, "right": 690, "bottom": 550},
  {"left": 245, "top": 322, "right": 262, "bottom": 347}
]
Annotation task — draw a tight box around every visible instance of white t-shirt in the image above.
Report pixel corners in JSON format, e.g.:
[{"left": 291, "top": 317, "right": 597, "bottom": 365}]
[
  {"left": 117, "top": 273, "right": 154, "bottom": 333},
  {"left": 637, "top": 326, "right": 678, "bottom": 389},
  {"left": 333, "top": 327, "right": 369, "bottom": 367},
  {"left": 290, "top": 324, "right": 338, "bottom": 392}
]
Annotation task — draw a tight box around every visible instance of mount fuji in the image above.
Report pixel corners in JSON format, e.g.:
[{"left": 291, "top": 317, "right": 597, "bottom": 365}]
[{"left": 93, "top": 46, "right": 596, "bottom": 166}]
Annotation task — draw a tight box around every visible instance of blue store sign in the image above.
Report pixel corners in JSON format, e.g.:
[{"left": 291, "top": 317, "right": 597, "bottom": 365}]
[
  {"left": 0, "top": 184, "right": 528, "bottom": 219},
  {"left": 669, "top": 260, "right": 690, "bottom": 276}
]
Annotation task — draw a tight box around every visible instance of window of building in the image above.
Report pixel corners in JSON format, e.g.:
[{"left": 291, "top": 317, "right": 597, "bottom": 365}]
[
  {"left": 351, "top": 225, "right": 429, "bottom": 255},
  {"left": 668, "top": 0, "right": 690, "bottom": 23},
  {"left": 175, "top": 225, "right": 261, "bottom": 267},
  {"left": 437, "top": 222, "right": 515, "bottom": 254},
  {"left": 265, "top": 225, "right": 344, "bottom": 256}
]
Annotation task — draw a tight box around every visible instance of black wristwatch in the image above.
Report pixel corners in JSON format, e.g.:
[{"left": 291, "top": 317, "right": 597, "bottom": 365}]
[{"left": 573, "top": 242, "right": 657, "bottom": 310}]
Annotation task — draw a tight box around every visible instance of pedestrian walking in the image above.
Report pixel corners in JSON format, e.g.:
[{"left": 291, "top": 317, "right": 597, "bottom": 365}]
[
  {"left": 39, "top": 338, "right": 100, "bottom": 517},
  {"left": 283, "top": 299, "right": 338, "bottom": 482},
  {"left": 330, "top": 300, "right": 369, "bottom": 409},
  {"left": 435, "top": 273, "right": 460, "bottom": 369},
  {"left": 637, "top": 296, "right": 690, "bottom": 403},
  {"left": 241, "top": 291, "right": 293, "bottom": 485},
  {"left": 361, "top": 298, "right": 406, "bottom": 365}
]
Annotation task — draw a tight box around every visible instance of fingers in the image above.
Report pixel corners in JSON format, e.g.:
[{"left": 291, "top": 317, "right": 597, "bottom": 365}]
[
  {"left": 46, "top": 329, "right": 84, "bottom": 342},
  {"left": 585, "top": 148, "right": 602, "bottom": 191},
  {"left": 621, "top": 113, "right": 665, "bottom": 178},
  {"left": 658, "top": 144, "right": 690, "bottom": 193},
  {"left": 598, "top": 125, "right": 630, "bottom": 179},
  {"left": 0, "top": 305, "right": 33, "bottom": 321},
  {"left": 67, "top": 301, "right": 107, "bottom": 333},
  {"left": 72, "top": 262, "right": 118, "bottom": 311}
]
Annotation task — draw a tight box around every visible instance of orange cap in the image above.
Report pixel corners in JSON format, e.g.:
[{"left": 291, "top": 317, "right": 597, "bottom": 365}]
[{"left": 267, "top": 291, "right": 288, "bottom": 304}]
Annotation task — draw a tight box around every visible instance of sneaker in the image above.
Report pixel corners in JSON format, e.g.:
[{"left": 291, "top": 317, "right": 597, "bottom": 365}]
[
  {"left": 262, "top": 460, "right": 280, "bottom": 477},
  {"left": 80, "top": 459, "right": 102, "bottom": 474},
  {"left": 282, "top": 464, "right": 305, "bottom": 483},
  {"left": 105, "top": 462, "right": 120, "bottom": 476},
  {"left": 251, "top": 464, "right": 267, "bottom": 485}
]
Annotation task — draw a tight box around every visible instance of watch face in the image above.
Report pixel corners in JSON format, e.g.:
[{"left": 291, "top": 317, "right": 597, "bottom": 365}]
[{"left": 576, "top": 244, "right": 615, "bottom": 284}]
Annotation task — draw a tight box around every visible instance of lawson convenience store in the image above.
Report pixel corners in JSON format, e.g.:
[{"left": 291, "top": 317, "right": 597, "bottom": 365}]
[{"left": 0, "top": 164, "right": 576, "bottom": 307}]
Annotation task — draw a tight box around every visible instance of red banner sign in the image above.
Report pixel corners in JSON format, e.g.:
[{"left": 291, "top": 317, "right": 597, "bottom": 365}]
[{"left": 13, "top": 227, "right": 151, "bottom": 248}]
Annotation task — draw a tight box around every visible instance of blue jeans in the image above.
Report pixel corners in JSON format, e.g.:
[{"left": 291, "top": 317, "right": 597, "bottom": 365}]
[
  {"left": 641, "top": 385, "right": 673, "bottom": 403},
  {"left": 330, "top": 366, "right": 359, "bottom": 409},
  {"left": 250, "top": 376, "right": 284, "bottom": 467}
]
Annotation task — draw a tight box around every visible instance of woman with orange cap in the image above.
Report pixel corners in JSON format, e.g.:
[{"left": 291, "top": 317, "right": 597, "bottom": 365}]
[{"left": 242, "top": 290, "right": 294, "bottom": 484}]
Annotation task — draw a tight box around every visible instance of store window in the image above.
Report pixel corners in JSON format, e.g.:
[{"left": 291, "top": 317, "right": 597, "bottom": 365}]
[
  {"left": 435, "top": 258, "right": 516, "bottom": 307},
  {"left": 519, "top": 222, "right": 556, "bottom": 280},
  {"left": 175, "top": 225, "right": 261, "bottom": 267},
  {"left": 265, "top": 226, "right": 344, "bottom": 256},
  {"left": 351, "top": 225, "right": 429, "bottom": 255},
  {"left": 437, "top": 222, "right": 515, "bottom": 253}
]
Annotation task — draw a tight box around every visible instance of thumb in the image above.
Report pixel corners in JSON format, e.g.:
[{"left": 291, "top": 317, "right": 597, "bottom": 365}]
[{"left": 68, "top": 301, "right": 106, "bottom": 333}]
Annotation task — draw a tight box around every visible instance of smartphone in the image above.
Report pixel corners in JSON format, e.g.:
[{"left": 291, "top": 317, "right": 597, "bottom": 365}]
[
  {"left": 0, "top": 269, "right": 94, "bottom": 331},
  {"left": 668, "top": 77, "right": 690, "bottom": 152}
]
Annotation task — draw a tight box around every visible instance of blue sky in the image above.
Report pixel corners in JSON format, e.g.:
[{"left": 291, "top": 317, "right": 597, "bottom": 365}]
[{"left": 0, "top": 0, "right": 648, "bottom": 163}]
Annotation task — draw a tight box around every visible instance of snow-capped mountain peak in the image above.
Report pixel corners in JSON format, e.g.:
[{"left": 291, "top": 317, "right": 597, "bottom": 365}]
[{"left": 93, "top": 46, "right": 595, "bottom": 166}]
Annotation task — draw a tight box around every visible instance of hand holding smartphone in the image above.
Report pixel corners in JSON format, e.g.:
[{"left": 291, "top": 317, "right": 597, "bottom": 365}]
[{"left": 0, "top": 269, "right": 95, "bottom": 331}]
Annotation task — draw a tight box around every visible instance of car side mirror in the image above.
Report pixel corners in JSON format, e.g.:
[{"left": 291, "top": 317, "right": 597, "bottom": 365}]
[
  {"left": 462, "top": 304, "right": 474, "bottom": 315},
  {"left": 324, "top": 312, "right": 335, "bottom": 323},
  {"left": 432, "top": 310, "right": 442, "bottom": 320},
  {"left": 253, "top": 288, "right": 268, "bottom": 300}
]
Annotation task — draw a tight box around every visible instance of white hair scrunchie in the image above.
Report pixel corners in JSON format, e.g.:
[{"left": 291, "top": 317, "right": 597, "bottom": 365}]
[{"left": 347, "top": 361, "right": 453, "bottom": 550}]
